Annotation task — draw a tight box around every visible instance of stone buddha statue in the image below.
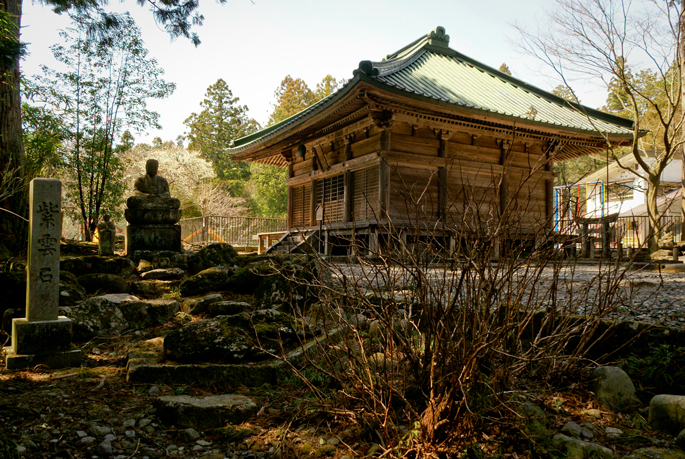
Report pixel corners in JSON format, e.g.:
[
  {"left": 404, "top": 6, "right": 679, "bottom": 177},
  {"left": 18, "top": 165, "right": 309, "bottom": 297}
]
[
  {"left": 125, "top": 159, "right": 182, "bottom": 226},
  {"left": 125, "top": 159, "right": 183, "bottom": 253},
  {"left": 134, "top": 159, "right": 171, "bottom": 198}
]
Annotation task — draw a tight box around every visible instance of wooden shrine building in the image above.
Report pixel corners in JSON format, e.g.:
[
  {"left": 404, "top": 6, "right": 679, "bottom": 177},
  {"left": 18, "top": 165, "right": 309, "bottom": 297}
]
[{"left": 228, "top": 26, "right": 635, "bottom": 255}]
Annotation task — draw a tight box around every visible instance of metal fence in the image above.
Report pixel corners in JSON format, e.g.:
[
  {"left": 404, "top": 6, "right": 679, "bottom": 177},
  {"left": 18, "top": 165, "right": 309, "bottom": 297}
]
[
  {"left": 180, "top": 216, "right": 287, "bottom": 247},
  {"left": 555, "top": 215, "right": 682, "bottom": 249}
]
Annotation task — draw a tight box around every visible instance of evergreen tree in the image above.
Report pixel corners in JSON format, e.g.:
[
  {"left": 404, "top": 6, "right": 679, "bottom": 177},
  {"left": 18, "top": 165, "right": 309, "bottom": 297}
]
[
  {"left": 267, "top": 75, "right": 316, "bottom": 126},
  {"left": 184, "top": 78, "right": 259, "bottom": 195},
  {"left": 251, "top": 74, "right": 344, "bottom": 217}
]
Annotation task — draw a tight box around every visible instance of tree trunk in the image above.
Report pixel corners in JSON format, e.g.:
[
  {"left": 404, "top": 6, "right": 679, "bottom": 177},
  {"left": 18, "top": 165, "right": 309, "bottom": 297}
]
[
  {"left": 0, "top": 0, "right": 27, "bottom": 254},
  {"left": 681, "top": 0, "right": 685, "bottom": 242},
  {"left": 646, "top": 176, "right": 661, "bottom": 253}
]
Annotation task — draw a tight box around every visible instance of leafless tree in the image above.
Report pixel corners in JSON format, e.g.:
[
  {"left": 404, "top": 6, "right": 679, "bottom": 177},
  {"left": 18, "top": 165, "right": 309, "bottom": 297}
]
[{"left": 516, "top": 0, "right": 685, "bottom": 251}]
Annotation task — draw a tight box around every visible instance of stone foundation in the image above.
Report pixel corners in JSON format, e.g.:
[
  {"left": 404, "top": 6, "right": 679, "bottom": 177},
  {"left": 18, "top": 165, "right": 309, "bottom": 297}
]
[
  {"left": 126, "top": 224, "right": 182, "bottom": 254},
  {"left": 4, "top": 316, "right": 81, "bottom": 369},
  {"left": 5, "top": 349, "right": 82, "bottom": 370}
]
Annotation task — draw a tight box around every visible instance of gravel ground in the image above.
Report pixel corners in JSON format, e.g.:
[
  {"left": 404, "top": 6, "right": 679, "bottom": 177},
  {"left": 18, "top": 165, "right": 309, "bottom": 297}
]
[{"left": 327, "top": 260, "right": 685, "bottom": 329}]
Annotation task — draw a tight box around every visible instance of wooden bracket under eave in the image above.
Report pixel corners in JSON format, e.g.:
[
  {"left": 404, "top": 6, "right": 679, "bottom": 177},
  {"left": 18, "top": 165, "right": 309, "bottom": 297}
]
[{"left": 370, "top": 109, "right": 395, "bottom": 129}]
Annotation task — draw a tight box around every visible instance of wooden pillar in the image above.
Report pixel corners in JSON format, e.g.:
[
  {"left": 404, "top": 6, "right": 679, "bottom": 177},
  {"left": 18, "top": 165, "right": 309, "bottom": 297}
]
[
  {"left": 345, "top": 135, "right": 353, "bottom": 161},
  {"left": 438, "top": 131, "right": 450, "bottom": 222},
  {"left": 343, "top": 137, "right": 353, "bottom": 223},
  {"left": 310, "top": 178, "right": 317, "bottom": 227},
  {"left": 344, "top": 170, "right": 353, "bottom": 223},
  {"left": 580, "top": 223, "right": 591, "bottom": 258},
  {"left": 369, "top": 228, "right": 379, "bottom": 256},
  {"left": 372, "top": 110, "right": 394, "bottom": 222},
  {"left": 545, "top": 148, "right": 555, "bottom": 234},
  {"left": 286, "top": 161, "right": 294, "bottom": 229},
  {"left": 497, "top": 139, "right": 512, "bottom": 260},
  {"left": 379, "top": 128, "right": 391, "bottom": 219},
  {"left": 602, "top": 220, "right": 611, "bottom": 259}
]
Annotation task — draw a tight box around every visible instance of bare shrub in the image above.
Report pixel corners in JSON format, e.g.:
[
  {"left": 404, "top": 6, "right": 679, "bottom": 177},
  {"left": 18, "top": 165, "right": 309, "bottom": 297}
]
[{"left": 265, "top": 159, "right": 639, "bottom": 456}]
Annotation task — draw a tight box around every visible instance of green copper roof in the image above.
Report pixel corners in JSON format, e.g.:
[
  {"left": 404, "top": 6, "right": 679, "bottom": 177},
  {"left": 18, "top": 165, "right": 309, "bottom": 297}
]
[
  {"left": 229, "top": 26, "right": 634, "bottom": 155},
  {"left": 371, "top": 29, "right": 633, "bottom": 135}
]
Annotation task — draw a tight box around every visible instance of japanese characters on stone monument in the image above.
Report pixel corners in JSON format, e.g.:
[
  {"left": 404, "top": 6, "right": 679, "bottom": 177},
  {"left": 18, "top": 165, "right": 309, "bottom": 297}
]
[
  {"left": 4, "top": 178, "right": 81, "bottom": 369},
  {"left": 125, "top": 159, "right": 182, "bottom": 253}
]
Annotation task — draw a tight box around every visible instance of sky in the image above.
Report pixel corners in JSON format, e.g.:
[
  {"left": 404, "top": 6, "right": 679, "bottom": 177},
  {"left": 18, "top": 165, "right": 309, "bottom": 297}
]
[{"left": 19, "top": 0, "right": 611, "bottom": 145}]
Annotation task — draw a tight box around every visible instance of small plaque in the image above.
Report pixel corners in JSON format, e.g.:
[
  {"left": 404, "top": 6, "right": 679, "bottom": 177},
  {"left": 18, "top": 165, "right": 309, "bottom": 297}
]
[{"left": 315, "top": 205, "right": 324, "bottom": 222}]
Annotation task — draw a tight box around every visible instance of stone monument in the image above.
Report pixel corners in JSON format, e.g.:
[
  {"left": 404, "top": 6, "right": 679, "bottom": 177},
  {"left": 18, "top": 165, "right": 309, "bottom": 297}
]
[
  {"left": 97, "top": 214, "right": 116, "bottom": 256},
  {"left": 4, "top": 178, "right": 81, "bottom": 369},
  {"left": 125, "top": 159, "right": 182, "bottom": 254}
]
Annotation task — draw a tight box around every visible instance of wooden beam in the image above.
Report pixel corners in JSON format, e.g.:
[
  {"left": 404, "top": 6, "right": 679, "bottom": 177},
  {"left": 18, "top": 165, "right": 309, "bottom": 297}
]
[
  {"left": 314, "top": 144, "right": 329, "bottom": 172},
  {"left": 285, "top": 153, "right": 380, "bottom": 186}
]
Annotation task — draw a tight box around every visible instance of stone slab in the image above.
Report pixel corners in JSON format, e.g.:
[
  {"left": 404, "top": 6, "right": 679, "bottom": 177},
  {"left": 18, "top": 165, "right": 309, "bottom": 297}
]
[
  {"left": 5, "top": 349, "right": 81, "bottom": 370},
  {"left": 153, "top": 394, "right": 258, "bottom": 429},
  {"left": 126, "top": 224, "right": 181, "bottom": 254},
  {"left": 27, "top": 178, "right": 62, "bottom": 321},
  {"left": 11, "top": 316, "right": 73, "bottom": 355}
]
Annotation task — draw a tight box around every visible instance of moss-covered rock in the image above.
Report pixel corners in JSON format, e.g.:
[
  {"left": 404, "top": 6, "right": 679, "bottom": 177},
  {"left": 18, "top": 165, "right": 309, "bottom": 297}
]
[
  {"left": 118, "top": 299, "right": 180, "bottom": 328},
  {"left": 254, "top": 256, "right": 319, "bottom": 311},
  {"left": 132, "top": 280, "right": 181, "bottom": 297},
  {"left": 206, "top": 301, "right": 252, "bottom": 317},
  {"left": 187, "top": 243, "right": 239, "bottom": 274},
  {"left": 225, "top": 261, "right": 275, "bottom": 295},
  {"left": 128, "top": 250, "right": 188, "bottom": 270},
  {"left": 61, "top": 297, "right": 128, "bottom": 341},
  {"left": 163, "top": 309, "right": 306, "bottom": 363},
  {"left": 59, "top": 271, "right": 86, "bottom": 306},
  {"left": 78, "top": 273, "right": 129, "bottom": 294},
  {"left": 60, "top": 255, "right": 136, "bottom": 277},
  {"left": 187, "top": 293, "right": 224, "bottom": 315},
  {"left": 180, "top": 266, "right": 234, "bottom": 297}
]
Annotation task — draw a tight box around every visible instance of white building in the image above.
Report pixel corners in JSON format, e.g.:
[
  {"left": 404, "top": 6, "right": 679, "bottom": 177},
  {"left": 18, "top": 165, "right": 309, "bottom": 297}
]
[{"left": 581, "top": 153, "right": 682, "bottom": 218}]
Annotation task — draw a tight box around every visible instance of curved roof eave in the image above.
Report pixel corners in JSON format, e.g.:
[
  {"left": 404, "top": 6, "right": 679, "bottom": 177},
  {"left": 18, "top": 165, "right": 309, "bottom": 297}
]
[{"left": 229, "top": 74, "right": 363, "bottom": 157}]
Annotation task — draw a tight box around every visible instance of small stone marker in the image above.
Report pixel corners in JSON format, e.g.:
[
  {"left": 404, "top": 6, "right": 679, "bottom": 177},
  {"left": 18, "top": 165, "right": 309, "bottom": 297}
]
[
  {"left": 4, "top": 178, "right": 81, "bottom": 369},
  {"left": 97, "top": 214, "right": 116, "bottom": 256}
]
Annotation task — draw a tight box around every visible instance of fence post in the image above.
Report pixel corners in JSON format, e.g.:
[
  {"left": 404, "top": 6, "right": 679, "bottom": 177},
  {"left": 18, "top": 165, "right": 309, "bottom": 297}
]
[{"left": 202, "top": 216, "right": 207, "bottom": 245}]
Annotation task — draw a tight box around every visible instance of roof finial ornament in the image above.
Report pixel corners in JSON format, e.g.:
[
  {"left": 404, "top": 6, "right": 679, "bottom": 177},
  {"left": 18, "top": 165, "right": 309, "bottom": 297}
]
[
  {"left": 354, "top": 60, "right": 379, "bottom": 77},
  {"left": 427, "top": 26, "right": 449, "bottom": 47}
]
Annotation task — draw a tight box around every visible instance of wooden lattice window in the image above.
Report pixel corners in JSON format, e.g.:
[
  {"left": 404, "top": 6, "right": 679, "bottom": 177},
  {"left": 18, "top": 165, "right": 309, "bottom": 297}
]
[
  {"left": 353, "top": 166, "right": 379, "bottom": 221},
  {"left": 291, "top": 183, "right": 310, "bottom": 227},
  {"left": 316, "top": 174, "right": 345, "bottom": 224}
]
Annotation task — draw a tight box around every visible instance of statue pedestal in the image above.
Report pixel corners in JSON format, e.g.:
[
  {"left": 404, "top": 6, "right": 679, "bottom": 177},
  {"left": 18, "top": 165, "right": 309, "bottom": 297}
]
[{"left": 126, "top": 224, "right": 181, "bottom": 253}]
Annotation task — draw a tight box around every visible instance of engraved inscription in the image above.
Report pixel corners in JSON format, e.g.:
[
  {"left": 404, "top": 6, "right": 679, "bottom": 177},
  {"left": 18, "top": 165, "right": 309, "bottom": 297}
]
[
  {"left": 37, "top": 233, "right": 58, "bottom": 256},
  {"left": 37, "top": 201, "right": 60, "bottom": 229},
  {"left": 38, "top": 267, "right": 53, "bottom": 283}
]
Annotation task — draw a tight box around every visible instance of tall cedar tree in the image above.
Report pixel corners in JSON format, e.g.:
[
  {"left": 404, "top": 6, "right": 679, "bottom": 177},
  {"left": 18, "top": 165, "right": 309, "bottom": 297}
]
[
  {"left": 250, "top": 75, "right": 344, "bottom": 217},
  {"left": 0, "top": 0, "right": 216, "bottom": 254},
  {"left": 184, "top": 78, "right": 259, "bottom": 196},
  {"left": 29, "top": 13, "right": 175, "bottom": 240},
  {"left": 0, "top": 9, "right": 27, "bottom": 253}
]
